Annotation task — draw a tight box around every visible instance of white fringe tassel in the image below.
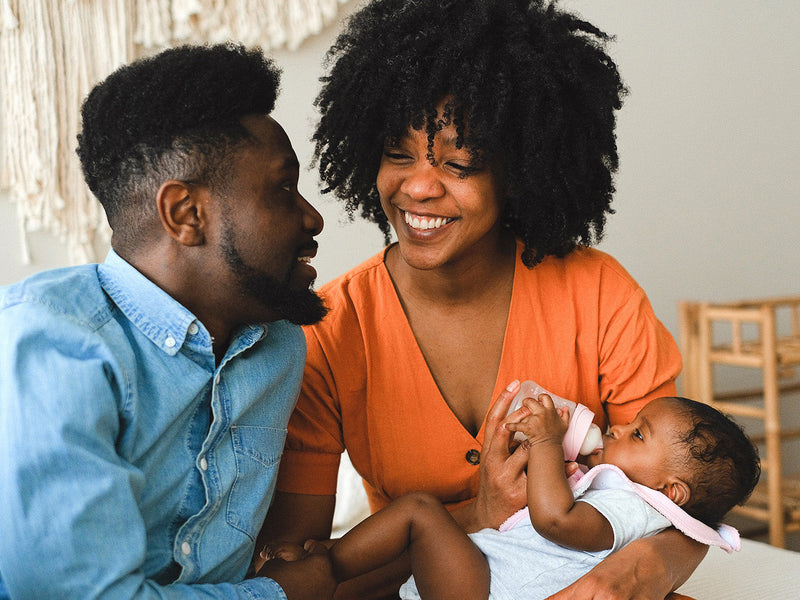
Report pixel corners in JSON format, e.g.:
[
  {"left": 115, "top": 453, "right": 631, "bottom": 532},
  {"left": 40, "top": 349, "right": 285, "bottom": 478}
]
[{"left": 0, "top": 0, "right": 349, "bottom": 264}]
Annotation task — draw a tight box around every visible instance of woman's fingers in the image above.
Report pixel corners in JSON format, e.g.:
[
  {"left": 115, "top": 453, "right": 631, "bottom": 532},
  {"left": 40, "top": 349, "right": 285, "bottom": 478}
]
[{"left": 485, "top": 379, "right": 521, "bottom": 435}]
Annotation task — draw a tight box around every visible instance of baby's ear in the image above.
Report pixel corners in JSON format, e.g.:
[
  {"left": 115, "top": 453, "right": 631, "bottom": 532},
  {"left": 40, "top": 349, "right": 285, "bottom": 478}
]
[{"left": 664, "top": 478, "right": 691, "bottom": 507}]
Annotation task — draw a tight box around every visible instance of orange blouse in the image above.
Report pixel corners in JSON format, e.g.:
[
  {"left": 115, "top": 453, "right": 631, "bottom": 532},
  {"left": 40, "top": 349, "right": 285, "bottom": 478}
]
[{"left": 277, "top": 242, "right": 681, "bottom": 512}]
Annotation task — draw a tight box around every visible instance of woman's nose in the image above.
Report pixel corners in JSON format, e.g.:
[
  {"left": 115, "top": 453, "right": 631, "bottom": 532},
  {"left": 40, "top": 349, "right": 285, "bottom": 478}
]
[{"left": 399, "top": 163, "right": 445, "bottom": 200}]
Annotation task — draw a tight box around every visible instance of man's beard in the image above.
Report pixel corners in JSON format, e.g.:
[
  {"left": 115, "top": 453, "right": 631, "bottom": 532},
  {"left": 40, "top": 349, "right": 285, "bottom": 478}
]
[{"left": 220, "top": 229, "right": 327, "bottom": 326}]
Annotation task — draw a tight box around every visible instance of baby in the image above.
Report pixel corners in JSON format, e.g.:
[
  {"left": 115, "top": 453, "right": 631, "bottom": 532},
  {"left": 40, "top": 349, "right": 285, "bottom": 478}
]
[{"left": 260, "top": 391, "right": 760, "bottom": 600}]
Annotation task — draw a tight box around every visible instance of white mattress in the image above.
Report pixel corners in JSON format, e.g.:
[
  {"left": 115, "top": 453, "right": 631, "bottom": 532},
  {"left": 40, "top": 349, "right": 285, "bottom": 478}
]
[{"left": 676, "top": 538, "right": 800, "bottom": 599}]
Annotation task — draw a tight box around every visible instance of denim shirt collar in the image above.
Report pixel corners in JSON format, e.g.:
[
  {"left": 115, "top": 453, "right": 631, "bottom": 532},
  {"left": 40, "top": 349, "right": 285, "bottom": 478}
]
[
  {"left": 97, "top": 249, "right": 266, "bottom": 358},
  {"left": 98, "top": 250, "right": 206, "bottom": 356}
]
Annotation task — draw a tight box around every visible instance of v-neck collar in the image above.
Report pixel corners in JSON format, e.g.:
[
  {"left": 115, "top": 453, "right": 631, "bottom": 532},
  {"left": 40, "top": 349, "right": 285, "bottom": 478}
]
[{"left": 377, "top": 240, "right": 524, "bottom": 444}]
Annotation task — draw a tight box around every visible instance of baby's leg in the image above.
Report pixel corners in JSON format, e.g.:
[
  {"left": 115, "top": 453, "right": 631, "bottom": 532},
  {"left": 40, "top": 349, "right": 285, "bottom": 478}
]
[{"left": 330, "top": 492, "right": 490, "bottom": 600}]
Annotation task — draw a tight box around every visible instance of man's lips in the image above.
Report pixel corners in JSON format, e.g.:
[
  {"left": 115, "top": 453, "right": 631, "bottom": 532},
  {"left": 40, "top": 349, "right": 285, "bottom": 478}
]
[{"left": 297, "top": 241, "right": 318, "bottom": 262}]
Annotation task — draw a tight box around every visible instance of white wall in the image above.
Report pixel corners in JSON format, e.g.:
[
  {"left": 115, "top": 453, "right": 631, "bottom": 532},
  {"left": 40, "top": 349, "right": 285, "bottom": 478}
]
[{"left": 2, "top": 0, "right": 799, "bottom": 366}]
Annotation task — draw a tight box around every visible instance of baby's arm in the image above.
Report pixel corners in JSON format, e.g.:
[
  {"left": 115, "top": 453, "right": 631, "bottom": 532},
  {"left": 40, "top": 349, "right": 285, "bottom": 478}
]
[{"left": 505, "top": 395, "right": 614, "bottom": 552}]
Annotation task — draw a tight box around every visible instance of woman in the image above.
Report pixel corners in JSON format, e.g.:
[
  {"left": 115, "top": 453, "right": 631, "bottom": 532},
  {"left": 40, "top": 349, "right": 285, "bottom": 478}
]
[{"left": 260, "top": 1, "right": 700, "bottom": 598}]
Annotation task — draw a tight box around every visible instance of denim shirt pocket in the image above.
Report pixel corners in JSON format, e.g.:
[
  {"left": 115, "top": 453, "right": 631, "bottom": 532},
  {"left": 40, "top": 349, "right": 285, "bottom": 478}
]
[{"left": 226, "top": 425, "right": 287, "bottom": 540}]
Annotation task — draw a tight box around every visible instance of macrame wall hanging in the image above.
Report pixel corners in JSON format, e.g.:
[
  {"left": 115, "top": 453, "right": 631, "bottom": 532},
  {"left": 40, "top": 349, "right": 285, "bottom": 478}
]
[{"left": 0, "top": 0, "right": 349, "bottom": 264}]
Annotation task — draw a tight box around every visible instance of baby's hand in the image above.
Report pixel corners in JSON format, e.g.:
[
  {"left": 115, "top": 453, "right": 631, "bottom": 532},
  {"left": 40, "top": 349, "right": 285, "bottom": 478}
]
[
  {"left": 505, "top": 393, "right": 569, "bottom": 447},
  {"left": 261, "top": 542, "right": 307, "bottom": 562},
  {"left": 261, "top": 539, "right": 329, "bottom": 563}
]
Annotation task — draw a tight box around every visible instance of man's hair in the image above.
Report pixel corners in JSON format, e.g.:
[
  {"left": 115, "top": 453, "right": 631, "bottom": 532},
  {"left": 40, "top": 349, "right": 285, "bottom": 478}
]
[
  {"left": 670, "top": 397, "right": 761, "bottom": 527},
  {"left": 76, "top": 43, "right": 281, "bottom": 247},
  {"left": 313, "top": 0, "right": 627, "bottom": 267}
]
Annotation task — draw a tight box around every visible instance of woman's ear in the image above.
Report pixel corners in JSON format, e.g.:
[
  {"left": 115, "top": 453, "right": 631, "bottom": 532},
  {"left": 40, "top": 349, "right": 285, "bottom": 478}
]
[
  {"left": 663, "top": 478, "right": 691, "bottom": 507},
  {"left": 156, "top": 180, "right": 207, "bottom": 246}
]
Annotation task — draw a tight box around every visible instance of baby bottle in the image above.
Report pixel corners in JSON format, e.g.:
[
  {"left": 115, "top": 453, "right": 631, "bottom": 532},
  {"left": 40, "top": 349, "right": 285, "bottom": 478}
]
[{"left": 506, "top": 380, "right": 603, "bottom": 461}]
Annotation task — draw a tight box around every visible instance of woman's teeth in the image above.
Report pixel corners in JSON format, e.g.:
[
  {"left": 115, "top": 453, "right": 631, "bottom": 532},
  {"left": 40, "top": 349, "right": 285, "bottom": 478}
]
[{"left": 404, "top": 212, "right": 453, "bottom": 230}]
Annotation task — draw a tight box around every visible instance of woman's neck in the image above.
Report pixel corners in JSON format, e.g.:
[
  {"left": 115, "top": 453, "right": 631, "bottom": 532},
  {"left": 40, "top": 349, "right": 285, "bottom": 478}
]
[{"left": 386, "top": 230, "right": 517, "bottom": 306}]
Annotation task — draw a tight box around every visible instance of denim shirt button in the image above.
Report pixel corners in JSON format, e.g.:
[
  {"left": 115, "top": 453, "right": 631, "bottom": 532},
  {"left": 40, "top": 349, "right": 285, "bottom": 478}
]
[
  {"left": 199, "top": 456, "right": 208, "bottom": 471},
  {"left": 181, "top": 541, "right": 191, "bottom": 556},
  {"left": 164, "top": 336, "right": 176, "bottom": 348},
  {"left": 188, "top": 323, "right": 199, "bottom": 336}
]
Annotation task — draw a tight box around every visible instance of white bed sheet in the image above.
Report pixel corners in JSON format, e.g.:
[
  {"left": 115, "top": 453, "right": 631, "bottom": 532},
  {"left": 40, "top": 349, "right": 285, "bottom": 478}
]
[{"left": 676, "top": 538, "right": 800, "bottom": 599}]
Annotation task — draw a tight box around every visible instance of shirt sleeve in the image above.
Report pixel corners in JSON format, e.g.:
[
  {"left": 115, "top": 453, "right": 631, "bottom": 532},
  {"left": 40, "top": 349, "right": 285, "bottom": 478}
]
[
  {"left": 596, "top": 262, "right": 682, "bottom": 426},
  {"left": 0, "top": 302, "right": 288, "bottom": 599},
  {"left": 578, "top": 488, "right": 672, "bottom": 553},
  {"left": 277, "top": 322, "right": 346, "bottom": 496}
]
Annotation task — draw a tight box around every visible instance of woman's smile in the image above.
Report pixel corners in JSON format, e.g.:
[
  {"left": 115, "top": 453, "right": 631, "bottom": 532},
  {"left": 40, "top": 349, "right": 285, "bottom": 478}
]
[{"left": 402, "top": 210, "right": 457, "bottom": 232}]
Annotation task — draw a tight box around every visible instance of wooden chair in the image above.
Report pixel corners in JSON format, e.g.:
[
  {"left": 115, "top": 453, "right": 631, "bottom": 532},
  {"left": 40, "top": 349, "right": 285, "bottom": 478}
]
[{"left": 678, "top": 296, "right": 800, "bottom": 548}]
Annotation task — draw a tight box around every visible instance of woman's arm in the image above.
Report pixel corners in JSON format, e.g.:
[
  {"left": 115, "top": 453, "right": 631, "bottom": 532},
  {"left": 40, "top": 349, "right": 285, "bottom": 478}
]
[
  {"left": 255, "top": 491, "right": 336, "bottom": 573},
  {"left": 257, "top": 490, "right": 410, "bottom": 599},
  {"left": 547, "top": 528, "right": 707, "bottom": 600}
]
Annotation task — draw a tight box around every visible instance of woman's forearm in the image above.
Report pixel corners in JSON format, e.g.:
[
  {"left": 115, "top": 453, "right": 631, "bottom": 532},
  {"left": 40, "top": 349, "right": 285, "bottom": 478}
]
[
  {"left": 548, "top": 528, "right": 707, "bottom": 600},
  {"left": 648, "top": 528, "right": 707, "bottom": 590}
]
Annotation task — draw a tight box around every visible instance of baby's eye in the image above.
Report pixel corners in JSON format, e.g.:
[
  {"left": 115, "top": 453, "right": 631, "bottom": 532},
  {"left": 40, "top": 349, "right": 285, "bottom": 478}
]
[{"left": 633, "top": 428, "right": 643, "bottom": 441}]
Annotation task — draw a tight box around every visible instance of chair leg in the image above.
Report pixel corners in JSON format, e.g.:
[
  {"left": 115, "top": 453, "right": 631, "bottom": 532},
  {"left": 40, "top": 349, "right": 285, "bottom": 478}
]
[{"left": 762, "top": 307, "right": 785, "bottom": 548}]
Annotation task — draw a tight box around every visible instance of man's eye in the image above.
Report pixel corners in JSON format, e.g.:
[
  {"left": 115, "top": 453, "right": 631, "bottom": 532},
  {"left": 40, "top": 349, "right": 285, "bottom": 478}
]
[{"left": 281, "top": 182, "right": 297, "bottom": 192}]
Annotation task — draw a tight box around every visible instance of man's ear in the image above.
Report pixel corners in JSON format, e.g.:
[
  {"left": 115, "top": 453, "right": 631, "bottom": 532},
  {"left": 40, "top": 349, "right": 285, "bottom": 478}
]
[
  {"left": 663, "top": 478, "right": 691, "bottom": 507},
  {"left": 155, "top": 180, "right": 208, "bottom": 246}
]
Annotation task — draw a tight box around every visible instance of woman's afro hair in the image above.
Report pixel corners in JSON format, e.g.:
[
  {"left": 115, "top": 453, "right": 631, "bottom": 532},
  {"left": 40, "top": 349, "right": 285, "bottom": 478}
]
[
  {"left": 313, "top": 0, "right": 627, "bottom": 267},
  {"left": 76, "top": 43, "right": 280, "bottom": 228}
]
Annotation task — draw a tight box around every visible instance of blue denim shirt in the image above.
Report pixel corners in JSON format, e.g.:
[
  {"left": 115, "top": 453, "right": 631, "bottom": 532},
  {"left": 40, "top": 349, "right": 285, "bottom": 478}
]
[{"left": 0, "top": 250, "right": 302, "bottom": 599}]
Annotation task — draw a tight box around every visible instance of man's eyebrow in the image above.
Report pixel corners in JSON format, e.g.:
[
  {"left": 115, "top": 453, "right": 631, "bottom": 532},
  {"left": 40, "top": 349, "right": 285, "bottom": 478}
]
[{"left": 277, "top": 155, "right": 300, "bottom": 170}]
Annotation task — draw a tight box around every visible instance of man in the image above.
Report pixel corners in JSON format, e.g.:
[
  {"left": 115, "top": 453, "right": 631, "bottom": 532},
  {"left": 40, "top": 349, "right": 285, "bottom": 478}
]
[{"left": 0, "top": 44, "right": 334, "bottom": 599}]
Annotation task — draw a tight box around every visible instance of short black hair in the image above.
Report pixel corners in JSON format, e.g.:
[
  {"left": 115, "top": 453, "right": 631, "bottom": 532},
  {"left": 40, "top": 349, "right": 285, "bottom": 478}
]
[
  {"left": 76, "top": 43, "right": 281, "bottom": 247},
  {"left": 313, "top": 0, "right": 626, "bottom": 267},
  {"left": 670, "top": 397, "right": 761, "bottom": 528}
]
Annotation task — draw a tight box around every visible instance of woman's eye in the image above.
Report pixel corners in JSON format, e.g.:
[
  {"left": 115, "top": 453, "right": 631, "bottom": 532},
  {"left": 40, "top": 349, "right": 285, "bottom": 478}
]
[
  {"left": 383, "top": 150, "right": 410, "bottom": 161},
  {"left": 446, "top": 162, "right": 480, "bottom": 178}
]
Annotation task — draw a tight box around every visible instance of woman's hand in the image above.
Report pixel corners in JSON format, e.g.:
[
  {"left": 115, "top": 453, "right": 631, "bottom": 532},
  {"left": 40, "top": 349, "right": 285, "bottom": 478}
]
[{"left": 455, "top": 380, "right": 530, "bottom": 532}]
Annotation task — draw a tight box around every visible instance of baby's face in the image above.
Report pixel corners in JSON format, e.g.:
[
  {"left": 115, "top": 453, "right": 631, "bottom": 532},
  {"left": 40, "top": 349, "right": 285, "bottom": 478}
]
[{"left": 586, "top": 398, "right": 689, "bottom": 492}]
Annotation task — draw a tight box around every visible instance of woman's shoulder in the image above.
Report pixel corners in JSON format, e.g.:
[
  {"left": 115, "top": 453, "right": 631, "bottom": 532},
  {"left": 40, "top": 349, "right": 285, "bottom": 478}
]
[
  {"left": 318, "top": 248, "right": 389, "bottom": 297},
  {"left": 305, "top": 247, "right": 395, "bottom": 340},
  {"left": 528, "top": 246, "right": 639, "bottom": 288}
]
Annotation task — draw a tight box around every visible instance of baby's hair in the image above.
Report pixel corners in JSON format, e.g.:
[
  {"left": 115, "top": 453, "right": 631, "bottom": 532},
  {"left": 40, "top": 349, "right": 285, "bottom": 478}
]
[{"left": 669, "top": 397, "right": 761, "bottom": 527}]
